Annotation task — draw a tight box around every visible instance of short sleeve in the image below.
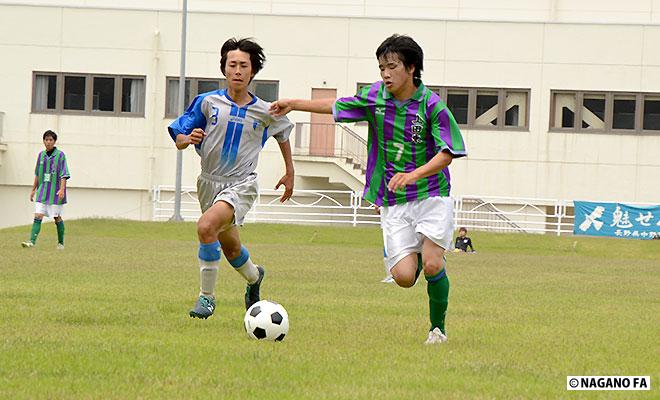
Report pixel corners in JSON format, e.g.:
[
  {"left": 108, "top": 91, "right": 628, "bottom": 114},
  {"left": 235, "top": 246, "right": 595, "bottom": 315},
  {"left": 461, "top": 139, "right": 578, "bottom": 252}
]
[
  {"left": 167, "top": 95, "right": 208, "bottom": 142},
  {"left": 59, "top": 153, "right": 71, "bottom": 179},
  {"left": 34, "top": 153, "right": 41, "bottom": 176},
  {"left": 267, "top": 115, "right": 294, "bottom": 144},
  {"left": 430, "top": 104, "right": 467, "bottom": 158},
  {"left": 333, "top": 83, "right": 376, "bottom": 123}
]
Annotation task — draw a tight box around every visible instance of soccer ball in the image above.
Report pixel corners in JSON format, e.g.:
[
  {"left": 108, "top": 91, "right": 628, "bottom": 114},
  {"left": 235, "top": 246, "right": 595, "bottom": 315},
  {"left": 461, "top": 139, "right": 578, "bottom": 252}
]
[{"left": 244, "top": 300, "right": 289, "bottom": 341}]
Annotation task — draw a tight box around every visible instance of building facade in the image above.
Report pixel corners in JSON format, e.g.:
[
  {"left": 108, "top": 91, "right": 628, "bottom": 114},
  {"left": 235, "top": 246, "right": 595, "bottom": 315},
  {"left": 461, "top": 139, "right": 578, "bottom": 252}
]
[{"left": 1, "top": 0, "right": 659, "bottom": 228}]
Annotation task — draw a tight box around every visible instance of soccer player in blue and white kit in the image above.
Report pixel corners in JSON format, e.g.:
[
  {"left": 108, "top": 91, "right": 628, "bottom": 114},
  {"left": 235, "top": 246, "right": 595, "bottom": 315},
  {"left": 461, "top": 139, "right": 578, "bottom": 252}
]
[{"left": 168, "top": 38, "right": 295, "bottom": 319}]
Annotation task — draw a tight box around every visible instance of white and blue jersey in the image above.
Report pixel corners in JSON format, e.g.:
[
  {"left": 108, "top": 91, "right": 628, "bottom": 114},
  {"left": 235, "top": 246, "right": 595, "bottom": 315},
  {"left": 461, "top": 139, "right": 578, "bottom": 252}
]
[{"left": 168, "top": 89, "right": 293, "bottom": 178}]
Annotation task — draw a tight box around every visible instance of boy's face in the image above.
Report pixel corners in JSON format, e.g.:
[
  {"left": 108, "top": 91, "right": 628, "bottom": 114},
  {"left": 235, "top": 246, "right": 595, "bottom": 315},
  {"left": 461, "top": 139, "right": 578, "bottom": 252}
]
[
  {"left": 378, "top": 52, "right": 414, "bottom": 97},
  {"left": 224, "top": 49, "right": 254, "bottom": 92},
  {"left": 458, "top": 230, "right": 466, "bottom": 237},
  {"left": 43, "top": 136, "right": 55, "bottom": 151}
]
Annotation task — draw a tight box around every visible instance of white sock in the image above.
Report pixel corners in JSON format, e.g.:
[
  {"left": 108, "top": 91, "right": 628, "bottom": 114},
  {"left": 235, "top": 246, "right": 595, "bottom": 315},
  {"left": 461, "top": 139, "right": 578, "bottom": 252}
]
[
  {"left": 235, "top": 258, "right": 259, "bottom": 284},
  {"left": 199, "top": 259, "right": 219, "bottom": 297}
]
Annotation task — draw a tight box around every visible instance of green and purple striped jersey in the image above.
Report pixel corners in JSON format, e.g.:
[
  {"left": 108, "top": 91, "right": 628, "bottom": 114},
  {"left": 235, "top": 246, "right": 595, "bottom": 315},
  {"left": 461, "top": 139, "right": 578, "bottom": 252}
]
[
  {"left": 333, "top": 82, "right": 466, "bottom": 207},
  {"left": 34, "top": 148, "right": 70, "bottom": 205}
]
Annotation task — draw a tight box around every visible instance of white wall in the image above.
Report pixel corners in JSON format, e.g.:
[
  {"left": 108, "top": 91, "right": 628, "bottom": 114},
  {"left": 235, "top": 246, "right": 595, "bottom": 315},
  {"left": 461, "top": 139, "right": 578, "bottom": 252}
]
[{"left": 1, "top": 1, "right": 659, "bottom": 228}]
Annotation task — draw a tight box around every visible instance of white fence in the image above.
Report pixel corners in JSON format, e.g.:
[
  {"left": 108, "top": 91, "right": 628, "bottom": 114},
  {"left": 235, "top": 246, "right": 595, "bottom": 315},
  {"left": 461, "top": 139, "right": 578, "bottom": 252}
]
[{"left": 153, "top": 186, "right": 576, "bottom": 235}]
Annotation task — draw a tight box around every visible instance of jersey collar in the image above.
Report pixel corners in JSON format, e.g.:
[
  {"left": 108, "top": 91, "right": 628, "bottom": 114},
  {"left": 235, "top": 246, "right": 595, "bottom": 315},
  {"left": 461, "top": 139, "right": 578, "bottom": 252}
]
[
  {"left": 382, "top": 82, "right": 426, "bottom": 103},
  {"left": 223, "top": 89, "right": 258, "bottom": 107}
]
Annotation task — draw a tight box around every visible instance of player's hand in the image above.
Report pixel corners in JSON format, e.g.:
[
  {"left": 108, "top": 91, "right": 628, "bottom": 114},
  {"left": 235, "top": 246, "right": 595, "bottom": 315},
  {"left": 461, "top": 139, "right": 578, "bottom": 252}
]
[
  {"left": 188, "top": 128, "right": 206, "bottom": 145},
  {"left": 387, "top": 172, "right": 418, "bottom": 192},
  {"left": 269, "top": 100, "right": 294, "bottom": 117},
  {"left": 275, "top": 173, "right": 294, "bottom": 203},
  {"left": 373, "top": 205, "right": 380, "bottom": 215},
  {"left": 29, "top": 189, "right": 35, "bottom": 202},
  {"left": 57, "top": 188, "right": 65, "bottom": 201}
]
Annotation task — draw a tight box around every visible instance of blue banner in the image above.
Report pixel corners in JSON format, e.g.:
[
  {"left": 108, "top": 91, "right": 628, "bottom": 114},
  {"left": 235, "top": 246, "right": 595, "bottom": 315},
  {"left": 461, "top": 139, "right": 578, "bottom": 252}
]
[{"left": 574, "top": 201, "right": 660, "bottom": 239}]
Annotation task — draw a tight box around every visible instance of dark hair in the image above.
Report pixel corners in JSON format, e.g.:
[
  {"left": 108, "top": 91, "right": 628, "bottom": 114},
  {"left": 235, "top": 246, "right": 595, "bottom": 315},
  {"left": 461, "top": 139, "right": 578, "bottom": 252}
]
[
  {"left": 459, "top": 227, "right": 468, "bottom": 233},
  {"left": 220, "top": 38, "right": 265, "bottom": 81},
  {"left": 43, "top": 130, "right": 57, "bottom": 141},
  {"left": 376, "top": 34, "right": 424, "bottom": 86}
]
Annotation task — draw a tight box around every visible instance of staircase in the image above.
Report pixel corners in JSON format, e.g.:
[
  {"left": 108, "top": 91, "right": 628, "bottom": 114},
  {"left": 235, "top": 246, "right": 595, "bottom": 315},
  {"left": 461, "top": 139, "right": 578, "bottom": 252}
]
[{"left": 292, "top": 122, "right": 366, "bottom": 191}]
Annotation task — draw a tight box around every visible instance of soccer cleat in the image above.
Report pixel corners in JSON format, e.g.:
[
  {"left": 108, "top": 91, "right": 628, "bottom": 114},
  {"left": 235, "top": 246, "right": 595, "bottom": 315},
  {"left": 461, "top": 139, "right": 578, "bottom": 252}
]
[
  {"left": 424, "top": 327, "right": 448, "bottom": 345},
  {"left": 245, "top": 266, "right": 265, "bottom": 310},
  {"left": 189, "top": 295, "right": 216, "bottom": 319},
  {"left": 380, "top": 275, "right": 395, "bottom": 283},
  {"left": 56, "top": 244, "right": 65, "bottom": 250},
  {"left": 21, "top": 241, "right": 35, "bottom": 248}
]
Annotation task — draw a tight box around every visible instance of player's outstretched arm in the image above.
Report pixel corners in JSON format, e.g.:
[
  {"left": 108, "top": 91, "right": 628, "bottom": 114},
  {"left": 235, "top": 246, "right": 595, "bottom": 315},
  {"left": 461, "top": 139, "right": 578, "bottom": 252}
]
[
  {"left": 269, "top": 98, "right": 335, "bottom": 117},
  {"left": 175, "top": 128, "right": 206, "bottom": 150},
  {"left": 275, "top": 140, "right": 295, "bottom": 203}
]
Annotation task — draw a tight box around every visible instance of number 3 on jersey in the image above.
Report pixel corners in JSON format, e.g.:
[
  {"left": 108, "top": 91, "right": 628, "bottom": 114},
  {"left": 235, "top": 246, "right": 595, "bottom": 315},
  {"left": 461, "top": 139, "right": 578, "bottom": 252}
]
[{"left": 211, "top": 106, "right": 219, "bottom": 126}]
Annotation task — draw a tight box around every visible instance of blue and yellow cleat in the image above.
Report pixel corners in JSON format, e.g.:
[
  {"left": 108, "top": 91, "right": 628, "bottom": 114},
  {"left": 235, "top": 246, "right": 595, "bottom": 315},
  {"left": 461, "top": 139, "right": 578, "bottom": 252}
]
[{"left": 189, "top": 295, "right": 216, "bottom": 319}]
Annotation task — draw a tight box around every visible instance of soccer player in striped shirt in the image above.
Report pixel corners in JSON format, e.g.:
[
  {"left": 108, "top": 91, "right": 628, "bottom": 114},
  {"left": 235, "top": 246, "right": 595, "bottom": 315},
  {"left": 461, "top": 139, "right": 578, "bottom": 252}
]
[
  {"left": 169, "top": 38, "right": 295, "bottom": 319},
  {"left": 21, "top": 130, "right": 71, "bottom": 249},
  {"left": 271, "top": 34, "right": 467, "bottom": 344}
]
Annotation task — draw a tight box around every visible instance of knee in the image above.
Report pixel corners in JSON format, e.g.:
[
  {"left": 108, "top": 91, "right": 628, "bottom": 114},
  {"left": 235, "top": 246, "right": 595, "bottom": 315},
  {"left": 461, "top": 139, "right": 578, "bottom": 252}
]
[
  {"left": 196, "top": 218, "right": 217, "bottom": 241},
  {"left": 392, "top": 270, "right": 416, "bottom": 288},
  {"left": 395, "top": 277, "right": 416, "bottom": 288},
  {"left": 423, "top": 257, "right": 445, "bottom": 276}
]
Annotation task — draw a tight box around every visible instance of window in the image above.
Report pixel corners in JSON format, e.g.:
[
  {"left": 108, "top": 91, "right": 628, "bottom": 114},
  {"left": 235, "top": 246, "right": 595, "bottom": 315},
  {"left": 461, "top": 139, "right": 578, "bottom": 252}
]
[
  {"left": 252, "top": 80, "right": 278, "bottom": 102},
  {"left": 552, "top": 92, "right": 576, "bottom": 128},
  {"left": 475, "top": 90, "right": 499, "bottom": 127},
  {"left": 446, "top": 89, "right": 469, "bottom": 125},
  {"left": 581, "top": 93, "right": 605, "bottom": 130},
  {"left": 64, "top": 75, "right": 85, "bottom": 111},
  {"left": 643, "top": 95, "right": 660, "bottom": 131},
  {"left": 165, "top": 77, "right": 279, "bottom": 117},
  {"left": 93, "top": 77, "right": 115, "bottom": 112},
  {"left": 551, "top": 90, "right": 660, "bottom": 133},
  {"left": 612, "top": 94, "right": 635, "bottom": 130},
  {"left": 438, "top": 87, "right": 529, "bottom": 130},
  {"left": 353, "top": 83, "right": 530, "bottom": 130},
  {"left": 32, "top": 72, "right": 145, "bottom": 116},
  {"left": 504, "top": 91, "right": 528, "bottom": 128},
  {"left": 122, "top": 78, "right": 145, "bottom": 114},
  {"left": 33, "top": 74, "right": 57, "bottom": 111}
]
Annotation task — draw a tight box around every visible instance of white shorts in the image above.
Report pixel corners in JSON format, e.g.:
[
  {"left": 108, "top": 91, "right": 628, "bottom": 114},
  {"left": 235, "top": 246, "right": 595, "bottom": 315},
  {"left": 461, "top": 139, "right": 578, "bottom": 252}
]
[
  {"left": 35, "top": 202, "right": 64, "bottom": 218},
  {"left": 197, "top": 172, "right": 258, "bottom": 226},
  {"left": 381, "top": 196, "right": 454, "bottom": 271}
]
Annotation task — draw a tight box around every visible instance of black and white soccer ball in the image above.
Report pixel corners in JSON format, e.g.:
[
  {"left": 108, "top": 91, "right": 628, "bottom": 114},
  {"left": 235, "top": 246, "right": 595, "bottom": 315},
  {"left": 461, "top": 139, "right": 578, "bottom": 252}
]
[{"left": 244, "top": 300, "right": 289, "bottom": 341}]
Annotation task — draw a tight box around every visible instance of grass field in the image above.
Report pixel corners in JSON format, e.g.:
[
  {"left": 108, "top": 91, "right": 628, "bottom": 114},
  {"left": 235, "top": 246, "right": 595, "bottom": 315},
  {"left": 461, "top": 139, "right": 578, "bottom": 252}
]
[{"left": 1, "top": 219, "right": 658, "bottom": 399}]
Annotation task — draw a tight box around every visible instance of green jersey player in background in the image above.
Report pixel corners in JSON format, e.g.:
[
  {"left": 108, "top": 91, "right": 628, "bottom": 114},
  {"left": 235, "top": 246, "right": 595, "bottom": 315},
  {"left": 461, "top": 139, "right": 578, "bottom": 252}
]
[
  {"left": 21, "top": 130, "right": 70, "bottom": 250},
  {"left": 169, "top": 38, "right": 295, "bottom": 319},
  {"left": 271, "top": 34, "right": 466, "bottom": 344}
]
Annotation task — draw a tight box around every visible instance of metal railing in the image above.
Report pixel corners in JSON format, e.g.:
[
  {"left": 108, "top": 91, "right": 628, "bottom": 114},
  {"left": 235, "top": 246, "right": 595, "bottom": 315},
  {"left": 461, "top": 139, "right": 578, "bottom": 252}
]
[
  {"left": 454, "top": 195, "right": 574, "bottom": 236},
  {"left": 293, "top": 122, "right": 367, "bottom": 174},
  {"left": 152, "top": 186, "right": 575, "bottom": 235}
]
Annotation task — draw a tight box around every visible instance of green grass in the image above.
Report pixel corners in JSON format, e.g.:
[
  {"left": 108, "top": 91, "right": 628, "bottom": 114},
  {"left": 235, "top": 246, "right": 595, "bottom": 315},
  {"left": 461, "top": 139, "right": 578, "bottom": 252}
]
[{"left": 1, "top": 219, "right": 658, "bottom": 399}]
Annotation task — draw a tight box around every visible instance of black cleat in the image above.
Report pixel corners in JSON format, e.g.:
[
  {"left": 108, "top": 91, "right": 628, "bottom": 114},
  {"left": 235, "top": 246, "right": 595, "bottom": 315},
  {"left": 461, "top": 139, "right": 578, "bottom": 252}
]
[{"left": 245, "top": 266, "right": 265, "bottom": 310}]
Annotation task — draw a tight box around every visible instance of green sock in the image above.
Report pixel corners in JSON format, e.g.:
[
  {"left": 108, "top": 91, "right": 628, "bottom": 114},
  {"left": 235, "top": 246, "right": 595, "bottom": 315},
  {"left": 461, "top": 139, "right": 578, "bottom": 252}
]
[
  {"left": 56, "top": 220, "right": 65, "bottom": 245},
  {"left": 426, "top": 269, "right": 450, "bottom": 334},
  {"left": 30, "top": 218, "right": 42, "bottom": 244}
]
